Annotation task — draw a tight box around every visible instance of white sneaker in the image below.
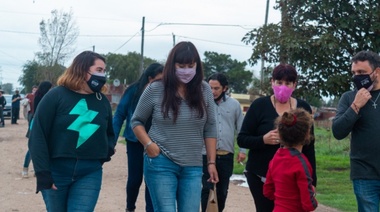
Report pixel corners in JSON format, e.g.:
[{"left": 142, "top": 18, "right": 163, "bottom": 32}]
[{"left": 22, "top": 168, "right": 28, "bottom": 178}]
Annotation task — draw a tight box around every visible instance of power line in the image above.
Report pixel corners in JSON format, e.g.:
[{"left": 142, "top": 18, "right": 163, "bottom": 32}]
[
  {"left": 158, "top": 22, "right": 255, "bottom": 30},
  {"left": 176, "top": 35, "right": 249, "bottom": 48},
  {"left": 112, "top": 31, "right": 140, "bottom": 52}
]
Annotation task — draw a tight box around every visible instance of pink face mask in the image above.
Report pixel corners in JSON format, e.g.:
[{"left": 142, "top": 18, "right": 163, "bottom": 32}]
[
  {"left": 273, "top": 85, "right": 294, "bottom": 103},
  {"left": 176, "top": 66, "right": 196, "bottom": 84}
]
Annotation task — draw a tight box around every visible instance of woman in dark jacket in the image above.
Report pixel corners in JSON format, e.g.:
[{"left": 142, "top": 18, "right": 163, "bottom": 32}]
[{"left": 237, "top": 64, "right": 317, "bottom": 212}]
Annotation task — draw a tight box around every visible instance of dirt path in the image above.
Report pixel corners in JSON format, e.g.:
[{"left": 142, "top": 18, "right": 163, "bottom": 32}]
[{"left": 0, "top": 118, "right": 340, "bottom": 211}]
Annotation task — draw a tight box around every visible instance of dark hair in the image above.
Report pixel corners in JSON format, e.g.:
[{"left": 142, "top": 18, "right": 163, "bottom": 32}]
[
  {"left": 207, "top": 73, "right": 229, "bottom": 89},
  {"left": 275, "top": 108, "right": 312, "bottom": 147},
  {"left": 34, "top": 81, "right": 53, "bottom": 110},
  {"left": 351, "top": 50, "right": 380, "bottom": 70},
  {"left": 124, "top": 63, "right": 163, "bottom": 109},
  {"left": 272, "top": 64, "right": 298, "bottom": 83},
  {"left": 35, "top": 81, "right": 53, "bottom": 98},
  {"left": 57, "top": 51, "right": 106, "bottom": 91},
  {"left": 162, "top": 41, "right": 205, "bottom": 122}
]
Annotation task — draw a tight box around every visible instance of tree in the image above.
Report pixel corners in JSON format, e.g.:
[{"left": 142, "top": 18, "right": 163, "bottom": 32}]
[
  {"left": 37, "top": 9, "right": 79, "bottom": 67},
  {"left": 19, "top": 9, "right": 78, "bottom": 89},
  {"left": 18, "top": 61, "right": 40, "bottom": 93},
  {"left": 249, "top": 66, "right": 273, "bottom": 96},
  {"left": 203, "top": 51, "right": 253, "bottom": 93},
  {"left": 242, "top": 0, "right": 380, "bottom": 99},
  {"left": 105, "top": 52, "right": 158, "bottom": 85},
  {"left": 19, "top": 61, "right": 64, "bottom": 92},
  {"left": 1, "top": 83, "right": 13, "bottom": 94}
]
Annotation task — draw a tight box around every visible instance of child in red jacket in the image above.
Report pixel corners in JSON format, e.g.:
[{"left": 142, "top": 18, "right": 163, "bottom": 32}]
[{"left": 263, "top": 108, "right": 318, "bottom": 212}]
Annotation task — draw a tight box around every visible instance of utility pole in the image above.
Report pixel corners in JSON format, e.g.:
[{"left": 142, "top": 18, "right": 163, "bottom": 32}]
[
  {"left": 92, "top": 45, "right": 95, "bottom": 52},
  {"left": 140, "top": 16, "right": 145, "bottom": 75},
  {"left": 279, "top": 0, "right": 289, "bottom": 64},
  {"left": 260, "top": 0, "right": 270, "bottom": 95},
  {"left": 172, "top": 33, "right": 176, "bottom": 47}
]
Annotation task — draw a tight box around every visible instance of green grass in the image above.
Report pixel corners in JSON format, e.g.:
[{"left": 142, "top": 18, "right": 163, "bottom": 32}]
[
  {"left": 232, "top": 127, "right": 357, "bottom": 212},
  {"left": 314, "top": 127, "right": 356, "bottom": 212}
]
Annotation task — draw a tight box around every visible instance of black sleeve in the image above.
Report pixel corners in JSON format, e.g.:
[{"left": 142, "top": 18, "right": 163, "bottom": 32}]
[
  {"left": 29, "top": 91, "right": 57, "bottom": 192},
  {"left": 299, "top": 100, "right": 317, "bottom": 186}
]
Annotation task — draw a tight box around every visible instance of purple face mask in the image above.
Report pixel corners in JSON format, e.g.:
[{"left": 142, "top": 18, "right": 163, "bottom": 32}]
[
  {"left": 176, "top": 66, "right": 196, "bottom": 84},
  {"left": 273, "top": 85, "right": 294, "bottom": 103}
]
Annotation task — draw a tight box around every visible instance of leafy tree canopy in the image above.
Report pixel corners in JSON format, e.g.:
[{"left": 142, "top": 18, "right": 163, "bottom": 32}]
[
  {"left": 203, "top": 51, "right": 253, "bottom": 93},
  {"left": 18, "top": 60, "right": 40, "bottom": 93},
  {"left": 243, "top": 0, "right": 380, "bottom": 99},
  {"left": 105, "top": 52, "right": 158, "bottom": 85}
]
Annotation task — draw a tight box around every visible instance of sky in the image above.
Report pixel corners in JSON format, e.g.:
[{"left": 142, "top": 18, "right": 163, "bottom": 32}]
[{"left": 0, "top": 0, "right": 281, "bottom": 90}]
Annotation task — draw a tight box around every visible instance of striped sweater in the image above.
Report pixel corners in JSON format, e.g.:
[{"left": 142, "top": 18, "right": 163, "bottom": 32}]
[{"left": 131, "top": 80, "right": 216, "bottom": 166}]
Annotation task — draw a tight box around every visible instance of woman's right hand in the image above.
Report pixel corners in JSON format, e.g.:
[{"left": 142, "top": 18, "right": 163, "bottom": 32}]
[
  {"left": 146, "top": 142, "right": 161, "bottom": 157},
  {"left": 263, "top": 129, "right": 280, "bottom": 145},
  {"left": 52, "top": 184, "right": 57, "bottom": 190}
]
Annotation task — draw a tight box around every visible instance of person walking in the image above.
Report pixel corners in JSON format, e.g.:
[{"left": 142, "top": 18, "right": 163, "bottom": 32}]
[
  {"left": 24, "top": 85, "right": 37, "bottom": 122},
  {"left": 22, "top": 81, "right": 52, "bottom": 178},
  {"left": 332, "top": 50, "right": 380, "bottom": 212},
  {"left": 113, "top": 63, "right": 163, "bottom": 212},
  {"left": 131, "top": 41, "right": 219, "bottom": 211},
  {"left": 29, "top": 51, "right": 116, "bottom": 211},
  {"left": 11, "top": 90, "right": 21, "bottom": 124},
  {"left": 201, "top": 72, "right": 245, "bottom": 212},
  {"left": 0, "top": 90, "right": 6, "bottom": 127},
  {"left": 264, "top": 108, "right": 318, "bottom": 212},
  {"left": 237, "top": 64, "right": 317, "bottom": 212}
]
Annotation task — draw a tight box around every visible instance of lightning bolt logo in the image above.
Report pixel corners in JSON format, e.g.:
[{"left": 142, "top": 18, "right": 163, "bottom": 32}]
[{"left": 68, "top": 99, "right": 100, "bottom": 148}]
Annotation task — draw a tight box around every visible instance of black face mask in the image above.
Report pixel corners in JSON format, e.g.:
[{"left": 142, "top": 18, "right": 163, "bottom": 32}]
[
  {"left": 214, "top": 91, "right": 226, "bottom": 104},
  {"left": 87, "top": 73, "right": 106, "bottom": 93},
  {"left": 353, "top": 72, "right": 374, "bottom": 91}
]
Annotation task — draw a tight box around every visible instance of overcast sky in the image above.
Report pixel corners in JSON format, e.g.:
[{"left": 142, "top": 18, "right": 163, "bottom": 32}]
[{"left": 0, "top": 0, "right": 281, "bottom": 89}]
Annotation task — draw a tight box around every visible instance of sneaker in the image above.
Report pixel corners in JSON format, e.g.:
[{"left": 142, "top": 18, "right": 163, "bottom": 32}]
[{"left": 22, "top": 167, "right": 28, "bottom": 178}]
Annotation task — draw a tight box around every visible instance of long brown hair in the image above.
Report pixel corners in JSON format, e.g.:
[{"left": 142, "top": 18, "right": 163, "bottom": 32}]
[
  {"left": 57, "top": 51, "right": 106, "bottom": 92},
  {"left": 162, "top": 41, "right": 205, "bottom": 122}
]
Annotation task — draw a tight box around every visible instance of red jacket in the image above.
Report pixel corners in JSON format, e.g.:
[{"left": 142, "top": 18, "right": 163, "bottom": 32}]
[{"left": 264, "top": 148, "right": 318, "bottom": 212}]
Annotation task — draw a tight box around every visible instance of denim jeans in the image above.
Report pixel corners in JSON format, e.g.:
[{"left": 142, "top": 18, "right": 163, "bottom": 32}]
[
  {"left": 126, "top": 140, "right": 153, "bottom": 212},
  {"left": 353, "top": 179, "right": 380, "bottom": 212},
  {"left": 23, "top": 151, "right": 31, "bottom": 168},
  {"left": 41, "top": 158, "right": 103, "bottom": 212},
  {"left": 201, "top": 153, "right": 233, "bottom": 212},
  {"left": 144, "top": 153, "right": 202, "bottom": 212}
]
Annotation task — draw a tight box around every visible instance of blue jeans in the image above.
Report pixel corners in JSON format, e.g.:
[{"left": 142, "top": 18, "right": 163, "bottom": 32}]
[
  {"left": 23, "top": 151, "right": 31, "bottom": 168},
  {"left": 201, "top": 153, "right": 233, "bottom": 212},
  {"left": 41, "top": 158, "right": 103, "bottom": 212},
  {"left": 144, "top": 153, "right": 202, "bottom": 212},
  {"left": 353, "top": 179, "right": 380, "bottom": 212},
  {"left": 126, "top": 140, "right": 153, "bottom": 212}
]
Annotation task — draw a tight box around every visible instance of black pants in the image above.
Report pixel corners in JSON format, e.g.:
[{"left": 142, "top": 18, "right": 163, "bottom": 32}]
[
  {"left": 0, "top": 106, "right": 4, "bottom": 126},
  {"left": 11, "top": 107, "right": 20, "bottom": 124},
  {"left": 245, "top": 170, "right": 274, "bottom": 212},
  {"left": 126, "top": 140, "right": 153, "bottom": 212},
  {"left": 201, "top": 153, "right": 233, "bottom": 212}
]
